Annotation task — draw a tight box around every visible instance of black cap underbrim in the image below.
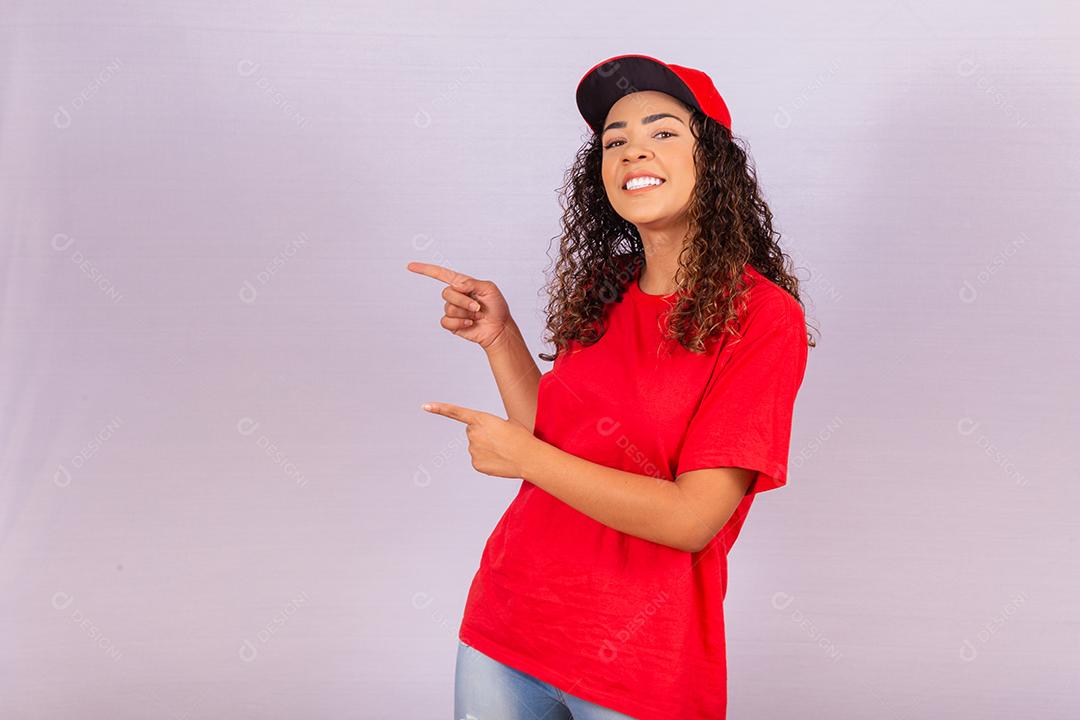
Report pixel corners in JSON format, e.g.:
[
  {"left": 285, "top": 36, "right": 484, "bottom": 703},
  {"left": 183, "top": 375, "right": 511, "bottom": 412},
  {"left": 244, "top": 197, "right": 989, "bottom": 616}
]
[{"left": 575, "top": 55, "right": 701, "bottom": 135}]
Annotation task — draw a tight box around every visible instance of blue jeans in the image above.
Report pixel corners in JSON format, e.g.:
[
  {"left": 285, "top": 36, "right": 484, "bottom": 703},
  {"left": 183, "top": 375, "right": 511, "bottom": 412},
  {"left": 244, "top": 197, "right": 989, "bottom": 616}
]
[{"left": 454, "top": 639, "right": 638, "bottom": 720}]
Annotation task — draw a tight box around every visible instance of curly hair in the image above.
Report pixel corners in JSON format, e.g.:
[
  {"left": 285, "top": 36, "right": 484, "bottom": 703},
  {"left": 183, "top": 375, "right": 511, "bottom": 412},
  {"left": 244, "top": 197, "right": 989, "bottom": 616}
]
[{"left": 537, "top": 101, "right": 817, "bottom": 363}]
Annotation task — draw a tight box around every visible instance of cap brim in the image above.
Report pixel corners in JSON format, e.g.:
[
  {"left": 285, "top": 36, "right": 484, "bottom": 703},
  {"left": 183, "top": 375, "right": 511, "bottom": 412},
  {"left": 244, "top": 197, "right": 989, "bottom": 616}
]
[{"left": 575, "top": 54, "right": 701, "bottom": 134}]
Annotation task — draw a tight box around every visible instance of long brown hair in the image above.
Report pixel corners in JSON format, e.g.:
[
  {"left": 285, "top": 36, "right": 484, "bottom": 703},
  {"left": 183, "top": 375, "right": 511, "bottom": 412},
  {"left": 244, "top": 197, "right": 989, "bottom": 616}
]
[{"left": 537, "top": 101, "right": 817, "bottom": 362}]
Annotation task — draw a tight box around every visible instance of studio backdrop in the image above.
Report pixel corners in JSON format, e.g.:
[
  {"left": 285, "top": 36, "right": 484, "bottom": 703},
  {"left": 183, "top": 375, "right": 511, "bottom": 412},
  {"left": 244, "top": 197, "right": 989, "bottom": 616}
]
[{"left": 1, "top": 1, "right": 1077, "bottom": 718}]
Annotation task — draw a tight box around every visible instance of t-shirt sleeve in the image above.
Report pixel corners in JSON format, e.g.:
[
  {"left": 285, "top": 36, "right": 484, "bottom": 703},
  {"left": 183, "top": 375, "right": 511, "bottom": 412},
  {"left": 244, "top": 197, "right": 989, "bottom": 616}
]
[{"left": 674, "top": 292, "right": 809, "bottom": 495}]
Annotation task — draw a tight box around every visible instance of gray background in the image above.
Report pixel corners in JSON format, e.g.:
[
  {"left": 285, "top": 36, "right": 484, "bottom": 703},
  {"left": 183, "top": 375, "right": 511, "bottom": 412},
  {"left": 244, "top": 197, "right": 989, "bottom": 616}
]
[{"left": 1, "top": 1, "right": 1078, "bottom": 718}]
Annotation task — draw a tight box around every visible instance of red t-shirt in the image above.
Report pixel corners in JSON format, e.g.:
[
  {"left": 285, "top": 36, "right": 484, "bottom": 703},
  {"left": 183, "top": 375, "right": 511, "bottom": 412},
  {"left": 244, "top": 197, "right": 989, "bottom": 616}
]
[{"left": 458, "top": 260, "right": 809, "bottom": 719}]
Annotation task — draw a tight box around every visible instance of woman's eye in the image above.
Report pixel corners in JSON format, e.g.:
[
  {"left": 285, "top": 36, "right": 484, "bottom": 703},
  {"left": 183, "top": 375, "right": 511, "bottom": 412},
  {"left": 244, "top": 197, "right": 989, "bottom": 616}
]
[{"left": 603, "top": 130, "right": 676, "bottom": 150}]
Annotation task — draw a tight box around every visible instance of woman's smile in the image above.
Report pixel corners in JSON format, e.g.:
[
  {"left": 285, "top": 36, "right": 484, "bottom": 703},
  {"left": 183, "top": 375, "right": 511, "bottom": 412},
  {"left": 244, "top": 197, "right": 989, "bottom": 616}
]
[{"left": 623, "top": 178, "right": 667, "bottom": 195}]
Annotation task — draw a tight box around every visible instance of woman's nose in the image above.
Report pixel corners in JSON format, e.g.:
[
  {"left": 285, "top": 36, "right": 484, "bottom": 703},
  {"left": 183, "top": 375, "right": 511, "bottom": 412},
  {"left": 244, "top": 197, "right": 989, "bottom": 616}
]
[{"left": 622, "top": 146, "right": 653, "bottom": 161}]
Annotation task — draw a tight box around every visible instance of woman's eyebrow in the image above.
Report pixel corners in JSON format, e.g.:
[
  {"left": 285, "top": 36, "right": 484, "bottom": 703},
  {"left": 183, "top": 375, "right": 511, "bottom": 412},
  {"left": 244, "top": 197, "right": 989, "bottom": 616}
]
[{"left": 602, "top": 112, "right": 685, "bottom": 135}]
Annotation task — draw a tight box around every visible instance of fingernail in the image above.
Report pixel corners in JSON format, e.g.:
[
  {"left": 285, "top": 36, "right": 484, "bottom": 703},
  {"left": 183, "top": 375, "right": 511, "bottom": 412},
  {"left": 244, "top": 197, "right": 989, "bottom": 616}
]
[
  {"left": 470, "top": 303, "right": 480, "bottom": 311},
  {"left": 463, "top": 319, "right": 473, "bottom": 326},
  {"left": 421, "top": 403, "right": 432, "bottom": 411}
]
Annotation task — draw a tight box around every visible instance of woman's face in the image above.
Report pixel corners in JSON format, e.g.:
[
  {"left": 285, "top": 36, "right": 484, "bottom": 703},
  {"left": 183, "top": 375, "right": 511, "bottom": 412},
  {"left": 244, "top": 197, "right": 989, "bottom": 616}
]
[{"left": 600, "top": 90, "right": 697, "bottom": 230}]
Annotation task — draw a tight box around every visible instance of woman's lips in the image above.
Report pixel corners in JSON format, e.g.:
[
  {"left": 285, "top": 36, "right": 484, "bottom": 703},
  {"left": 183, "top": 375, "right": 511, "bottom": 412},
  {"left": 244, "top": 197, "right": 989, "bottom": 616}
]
[{"left": 623, "top": 179, "right": 665, "bottom": 195}]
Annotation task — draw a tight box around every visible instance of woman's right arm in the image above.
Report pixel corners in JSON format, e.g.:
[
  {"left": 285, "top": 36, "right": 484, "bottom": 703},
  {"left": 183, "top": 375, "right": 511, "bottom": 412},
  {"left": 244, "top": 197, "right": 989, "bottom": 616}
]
[{"left": 482, "top": 318, "right": 542, "bottom": 434}]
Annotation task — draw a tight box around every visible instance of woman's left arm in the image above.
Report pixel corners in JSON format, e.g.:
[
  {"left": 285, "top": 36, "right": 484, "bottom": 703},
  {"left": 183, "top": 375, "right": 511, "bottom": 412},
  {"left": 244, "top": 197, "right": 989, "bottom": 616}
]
[
  {"left": 420, "top": 400, "right": 751, "bottom": 553},
  {"left": 520, "top": 437, "right": 753, "bottom": 553}
]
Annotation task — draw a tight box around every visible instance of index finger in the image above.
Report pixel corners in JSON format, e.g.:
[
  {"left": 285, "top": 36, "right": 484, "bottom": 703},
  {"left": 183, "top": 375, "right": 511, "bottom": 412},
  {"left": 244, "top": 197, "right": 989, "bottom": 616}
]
[
  {"left": 421, "top": 402, "right": 478, "bottom": 424},
  {"left": 405, "top": 262, "right": 473, "bottom": 289}
]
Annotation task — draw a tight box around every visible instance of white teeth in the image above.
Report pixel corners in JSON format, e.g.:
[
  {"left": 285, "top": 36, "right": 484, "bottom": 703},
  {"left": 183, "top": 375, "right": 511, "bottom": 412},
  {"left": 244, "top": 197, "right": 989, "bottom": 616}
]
[{"left": 625, "top": 176, "right": 664, "bottom": 190}]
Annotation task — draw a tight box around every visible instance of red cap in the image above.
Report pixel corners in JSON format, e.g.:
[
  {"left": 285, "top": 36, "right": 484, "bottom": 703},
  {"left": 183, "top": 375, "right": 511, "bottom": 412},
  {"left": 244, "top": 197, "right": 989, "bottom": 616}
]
[{"left": 575, "top": 53, "right": 732, "bottom": 135}]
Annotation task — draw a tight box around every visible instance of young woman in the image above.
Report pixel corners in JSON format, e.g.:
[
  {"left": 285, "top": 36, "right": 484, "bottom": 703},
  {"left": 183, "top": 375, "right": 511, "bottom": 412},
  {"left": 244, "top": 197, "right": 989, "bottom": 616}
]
[{"left": 408, "top": 53, "right": 815, "bottom": 720}]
